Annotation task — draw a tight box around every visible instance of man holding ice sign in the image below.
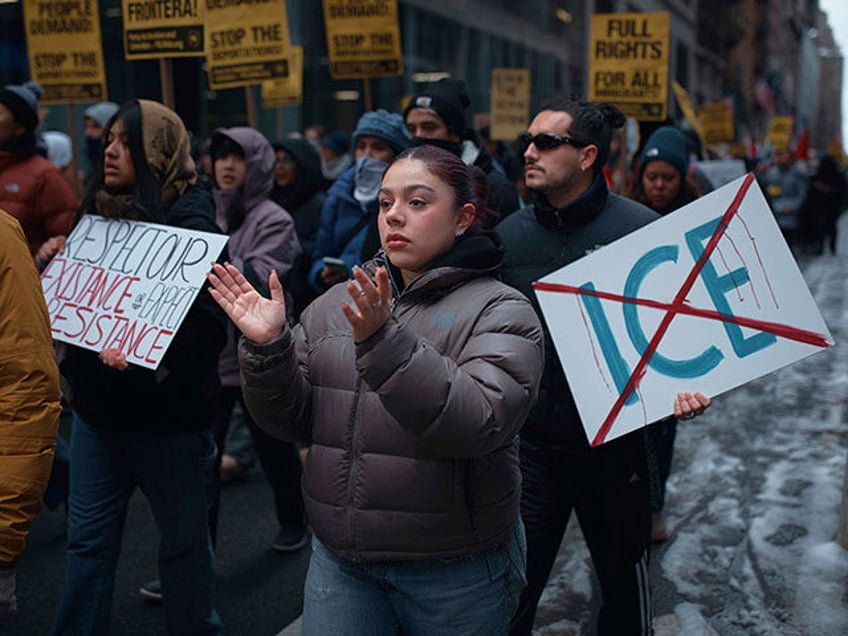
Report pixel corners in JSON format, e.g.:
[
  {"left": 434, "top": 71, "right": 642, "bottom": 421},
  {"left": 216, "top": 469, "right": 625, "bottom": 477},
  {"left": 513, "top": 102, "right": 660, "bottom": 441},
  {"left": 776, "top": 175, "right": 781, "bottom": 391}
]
[{"left": 499, "top": 97, "right": 711, "bottom": 636}]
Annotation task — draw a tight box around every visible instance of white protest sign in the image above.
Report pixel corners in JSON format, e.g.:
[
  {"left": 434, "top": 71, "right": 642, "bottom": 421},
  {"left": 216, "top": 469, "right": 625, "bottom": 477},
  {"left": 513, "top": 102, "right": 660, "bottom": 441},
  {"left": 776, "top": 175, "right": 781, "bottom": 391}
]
[
  {"left": 41, "top": 215, "right": 228, "bottom": 370},
  {"left": 696, "top": 159, "right": 747, "bottom": 190},
  {"left": 533, "top": 174, "right": 834, "bottom": 447}
]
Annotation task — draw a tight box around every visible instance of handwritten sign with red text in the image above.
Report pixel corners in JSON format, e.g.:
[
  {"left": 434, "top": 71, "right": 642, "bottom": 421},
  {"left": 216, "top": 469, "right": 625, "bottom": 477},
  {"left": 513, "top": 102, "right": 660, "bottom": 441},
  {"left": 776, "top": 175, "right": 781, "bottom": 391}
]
[
  {"left": 41, "top": 215, "right": 228, "bottom": 370},
  {"left": 533, "top": 175, "right": 833, "bottom": 446}
]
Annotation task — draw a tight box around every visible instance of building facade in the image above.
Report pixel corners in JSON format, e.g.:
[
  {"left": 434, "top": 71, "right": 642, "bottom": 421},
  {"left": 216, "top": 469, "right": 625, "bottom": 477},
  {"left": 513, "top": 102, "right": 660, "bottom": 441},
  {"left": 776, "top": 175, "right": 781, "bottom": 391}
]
[{"left": 0, "top": 0, "right": 842, "bottom": 154}]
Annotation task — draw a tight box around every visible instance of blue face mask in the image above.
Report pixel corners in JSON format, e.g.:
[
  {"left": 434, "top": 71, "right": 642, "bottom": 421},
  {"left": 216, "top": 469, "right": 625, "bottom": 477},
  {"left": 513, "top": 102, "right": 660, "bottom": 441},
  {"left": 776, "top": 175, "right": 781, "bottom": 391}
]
[{"left": 353, "top": 155, "right": 388, "bottom": 207}]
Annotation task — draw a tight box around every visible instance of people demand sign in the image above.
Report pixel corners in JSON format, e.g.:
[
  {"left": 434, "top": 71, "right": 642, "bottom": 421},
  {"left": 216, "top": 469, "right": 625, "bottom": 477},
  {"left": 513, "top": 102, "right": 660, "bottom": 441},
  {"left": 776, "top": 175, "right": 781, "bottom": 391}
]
[{"left": 41, "top": 215, "right": 228, "bottom": 370}]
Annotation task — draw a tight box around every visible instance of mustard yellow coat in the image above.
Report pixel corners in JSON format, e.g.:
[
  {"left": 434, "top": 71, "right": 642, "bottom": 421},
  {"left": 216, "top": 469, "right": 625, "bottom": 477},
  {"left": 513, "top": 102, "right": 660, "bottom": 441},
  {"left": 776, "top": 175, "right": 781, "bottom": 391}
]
[{"left": 0, "top": 209, "right": 60, "bottom": 567}]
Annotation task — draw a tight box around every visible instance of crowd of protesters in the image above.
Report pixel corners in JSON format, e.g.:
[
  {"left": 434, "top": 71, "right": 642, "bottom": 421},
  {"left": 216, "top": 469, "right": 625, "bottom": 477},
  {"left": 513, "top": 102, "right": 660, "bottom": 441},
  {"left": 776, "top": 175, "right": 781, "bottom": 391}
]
[{"left": 0, "top": 72, "right": 844, "bottom": 634}]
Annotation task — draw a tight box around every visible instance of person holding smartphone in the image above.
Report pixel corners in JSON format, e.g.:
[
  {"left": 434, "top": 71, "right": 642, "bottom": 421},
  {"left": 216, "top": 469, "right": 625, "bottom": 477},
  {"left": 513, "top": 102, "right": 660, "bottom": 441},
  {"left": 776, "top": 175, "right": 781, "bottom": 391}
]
[{"left": 308, "top": 109, "right": 409, "bottom": 293}]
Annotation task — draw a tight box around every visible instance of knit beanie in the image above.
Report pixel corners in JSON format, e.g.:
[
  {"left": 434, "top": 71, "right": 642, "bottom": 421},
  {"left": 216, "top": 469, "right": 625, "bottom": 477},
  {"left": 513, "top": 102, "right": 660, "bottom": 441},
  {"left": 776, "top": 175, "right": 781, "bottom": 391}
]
[
  {"left": 352, "top": 109, "right": 410, "bottom": 156},
  {"left": 404, "top": 77, "right": 471, "bottom": 137},
  {"left": 640, "top": 126, "right": 688, "bottom": 175},
  {"left": 83, "top": 101, "right": 119, "bottom": 129},
  {"left": 0, "top": 81, "right": 43, "bottom": 133},
  {"left": 321, "top": 130, "right": 350, "bottom": 157}
]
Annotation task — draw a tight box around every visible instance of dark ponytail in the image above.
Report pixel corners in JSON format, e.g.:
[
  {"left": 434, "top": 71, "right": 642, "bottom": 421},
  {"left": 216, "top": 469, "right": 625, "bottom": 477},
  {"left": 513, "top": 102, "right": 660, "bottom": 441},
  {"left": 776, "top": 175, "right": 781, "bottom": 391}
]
[{"left": 536, "top": 97, "right": 625, "bottom": 174}]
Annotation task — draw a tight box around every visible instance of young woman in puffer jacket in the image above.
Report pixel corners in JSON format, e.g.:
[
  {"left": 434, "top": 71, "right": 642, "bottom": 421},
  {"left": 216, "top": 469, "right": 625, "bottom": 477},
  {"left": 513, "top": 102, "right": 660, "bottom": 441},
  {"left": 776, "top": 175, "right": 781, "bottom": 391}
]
[{"left": 208, "top": 145, "right": 544, "bottom": 635}]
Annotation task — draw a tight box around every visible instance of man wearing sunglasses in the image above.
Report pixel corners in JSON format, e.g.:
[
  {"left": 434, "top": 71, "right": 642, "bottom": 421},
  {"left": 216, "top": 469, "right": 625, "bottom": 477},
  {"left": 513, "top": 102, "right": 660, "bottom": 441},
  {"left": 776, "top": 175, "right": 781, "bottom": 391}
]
[{"left": 497, "top": 98, "right": 662, "bottom": 636}]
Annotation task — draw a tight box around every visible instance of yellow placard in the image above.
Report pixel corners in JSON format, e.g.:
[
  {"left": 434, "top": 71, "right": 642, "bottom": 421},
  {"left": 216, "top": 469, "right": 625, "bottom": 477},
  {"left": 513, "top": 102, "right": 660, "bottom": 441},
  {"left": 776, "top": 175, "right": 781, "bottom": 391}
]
[
  {"left": 23, "top": 0, "right": 108, "bottom": 103},
  {"left": 261, "top": 45, "right": 302, "bottom": 108},
  {"left": 122, "top": 0, "right": 205, "bottom": 59},
  {"left": 589, "top": 12, "right": 670, "bottom": 121},
  {"left": 205, "top": 0, "right": 291, "bottom": 89},
  {"left": 766, "top": 116, "right": 794, "bottom": 152},
  {"left": 322, "top": 0, "right": 403, "bottom": 79},
  {"left": 697, "top": 101, "right": 734, "bottom": 145},
  {"left": 671, "top": 81, "right": 702, "bottom": 137},
  {"left": 490, "top": 68, "right": 530, "bottom": 142}
]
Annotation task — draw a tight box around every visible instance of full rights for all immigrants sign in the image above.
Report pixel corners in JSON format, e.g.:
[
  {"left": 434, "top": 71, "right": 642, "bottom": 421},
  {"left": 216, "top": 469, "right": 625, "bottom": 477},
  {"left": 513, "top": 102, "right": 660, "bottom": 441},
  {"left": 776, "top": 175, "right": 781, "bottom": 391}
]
[
  {"left": 41, "top": 216, "right": 228, "bottom": 370},
  {"left": 589, "top": 12, "right": 670, "bottom": 121}
]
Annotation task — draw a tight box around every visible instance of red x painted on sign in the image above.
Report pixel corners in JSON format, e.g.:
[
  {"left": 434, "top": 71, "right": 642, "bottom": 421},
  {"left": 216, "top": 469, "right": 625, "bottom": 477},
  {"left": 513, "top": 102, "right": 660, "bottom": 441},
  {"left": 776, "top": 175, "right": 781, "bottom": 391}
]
[{"left": 533, "top": 173, "right": 832, "bottom": 446}]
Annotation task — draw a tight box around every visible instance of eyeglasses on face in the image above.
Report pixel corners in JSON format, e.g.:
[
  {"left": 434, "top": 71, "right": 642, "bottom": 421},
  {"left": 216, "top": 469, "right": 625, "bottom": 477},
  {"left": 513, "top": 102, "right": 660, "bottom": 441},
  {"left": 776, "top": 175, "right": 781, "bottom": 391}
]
[
  {"left": 275, "top": 155, "right": 294, "bottom": 166},
  {"left": 519, "top": 132, "right": 589, "bottom": 152}
]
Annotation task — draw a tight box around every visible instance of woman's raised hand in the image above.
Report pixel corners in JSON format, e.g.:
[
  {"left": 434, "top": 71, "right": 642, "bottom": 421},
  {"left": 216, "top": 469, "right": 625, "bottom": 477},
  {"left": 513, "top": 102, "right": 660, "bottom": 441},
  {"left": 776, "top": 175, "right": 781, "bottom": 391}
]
[
  {"left": 208, "top": 262, "right": 287, "bottom": 345},
  {"left": 342, "top": 266, "right": 392, "bottom": 343}
]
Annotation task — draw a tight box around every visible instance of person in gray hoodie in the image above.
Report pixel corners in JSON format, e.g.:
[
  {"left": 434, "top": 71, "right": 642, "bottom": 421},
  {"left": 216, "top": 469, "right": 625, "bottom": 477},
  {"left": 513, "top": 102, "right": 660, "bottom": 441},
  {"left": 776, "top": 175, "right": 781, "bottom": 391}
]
[
  {"left": 208, "top": 127, "right": 306, "bottom": 553},
  {"left": 139, "top": 126, "right": 306, "bottom": 603},
  {"left": 208, "top": 145, "right": 544, "bottom": 635}
]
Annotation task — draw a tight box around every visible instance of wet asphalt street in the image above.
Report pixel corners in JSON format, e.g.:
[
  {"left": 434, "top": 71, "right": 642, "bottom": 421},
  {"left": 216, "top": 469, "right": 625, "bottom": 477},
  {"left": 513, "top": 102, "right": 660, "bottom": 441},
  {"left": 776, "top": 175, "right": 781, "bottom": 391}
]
[
  {"left": 10, "top": 218, "right": 848, "bottom": 636},
  {"left": 10, "top": 457, "right": 309, "bottom": 635}
]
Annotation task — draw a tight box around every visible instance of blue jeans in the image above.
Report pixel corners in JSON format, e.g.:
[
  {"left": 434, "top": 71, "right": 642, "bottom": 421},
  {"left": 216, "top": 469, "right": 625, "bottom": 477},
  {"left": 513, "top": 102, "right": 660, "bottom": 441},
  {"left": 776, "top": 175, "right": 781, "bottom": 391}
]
[
  {"left": 302, "top": 520, "right": 526, "bottom": 636},
  {"left": 51, "top": 413, "right": 222, "bottom": 635}
]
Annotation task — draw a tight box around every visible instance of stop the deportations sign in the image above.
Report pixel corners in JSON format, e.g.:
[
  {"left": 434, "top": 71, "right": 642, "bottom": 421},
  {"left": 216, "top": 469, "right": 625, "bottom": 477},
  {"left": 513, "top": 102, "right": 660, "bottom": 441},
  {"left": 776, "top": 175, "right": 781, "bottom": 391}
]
[{"left": 41, "top": 215, "right": 228, "bottom": 370}]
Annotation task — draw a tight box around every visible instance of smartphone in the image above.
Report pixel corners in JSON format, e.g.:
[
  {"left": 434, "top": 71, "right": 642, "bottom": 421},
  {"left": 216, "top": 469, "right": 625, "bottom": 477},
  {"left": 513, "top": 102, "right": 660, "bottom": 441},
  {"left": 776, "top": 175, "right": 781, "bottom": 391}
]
[{"left": 322, "top": 256, "right": 348, "bottom": 274}]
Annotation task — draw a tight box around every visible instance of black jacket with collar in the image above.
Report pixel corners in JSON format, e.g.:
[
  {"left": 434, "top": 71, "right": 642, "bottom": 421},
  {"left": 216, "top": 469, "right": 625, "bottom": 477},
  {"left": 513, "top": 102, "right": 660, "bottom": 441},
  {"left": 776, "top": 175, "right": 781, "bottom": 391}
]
[{"left": 496, "top": 174, "right": 659, "bottom": 448}]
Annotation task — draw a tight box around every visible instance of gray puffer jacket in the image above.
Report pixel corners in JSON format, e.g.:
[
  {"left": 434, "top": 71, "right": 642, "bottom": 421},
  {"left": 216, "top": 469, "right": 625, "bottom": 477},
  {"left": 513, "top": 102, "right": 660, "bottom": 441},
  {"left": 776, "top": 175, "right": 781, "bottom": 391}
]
[{"left": 239, "top": 230, "right": 543, "bottom": 561}]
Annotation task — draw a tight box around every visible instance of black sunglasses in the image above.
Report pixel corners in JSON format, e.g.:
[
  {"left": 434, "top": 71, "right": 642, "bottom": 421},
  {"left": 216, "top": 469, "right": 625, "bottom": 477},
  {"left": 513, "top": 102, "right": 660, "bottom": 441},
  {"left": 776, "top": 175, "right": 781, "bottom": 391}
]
[{"left": 519, "top": 132, "right": 589, "bottom": 152}]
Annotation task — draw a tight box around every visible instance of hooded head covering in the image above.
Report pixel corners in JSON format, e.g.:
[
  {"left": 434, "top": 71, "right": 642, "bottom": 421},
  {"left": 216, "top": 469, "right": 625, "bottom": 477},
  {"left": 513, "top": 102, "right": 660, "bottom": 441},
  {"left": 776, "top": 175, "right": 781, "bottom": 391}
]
[
  {"left": 0, "top": 81, "right": 42, "bottom": 133},
  {"left": 640, "top": 126, "right": 688, "bottom": 176},
  {"left": 404, "top": 78, "right": 471, "bottom": 137},
  {"left": 93, "top": 100, "right": 196, "bottom": 220},
  {"left": 271, "top": 137, "right": 324, "bottom": 211},
  {"left": 83, "top": 101, "right": 120, "bottom": 131},
  {"left": 42, "top": 131, "right": 73, "bottom": 168},
  {"left": 211, "top": 127, "right": 277, "bottom": 232},
  {"left": 138, "top": 99, "right": 196, "bottom": 203},
  {"left": 352, "top": 109, "right": 410, "bottom": 156}
]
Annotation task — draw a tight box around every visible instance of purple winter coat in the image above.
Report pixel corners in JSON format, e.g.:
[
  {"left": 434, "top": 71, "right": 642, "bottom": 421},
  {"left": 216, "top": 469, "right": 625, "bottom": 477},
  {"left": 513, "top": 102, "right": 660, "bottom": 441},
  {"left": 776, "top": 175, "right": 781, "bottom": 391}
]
[
  {"left": 212, "top": 127, "right": 301, "bottom": 387},
  {"left": 238, "top": 231, "right": 543, "bottom": 561}
]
